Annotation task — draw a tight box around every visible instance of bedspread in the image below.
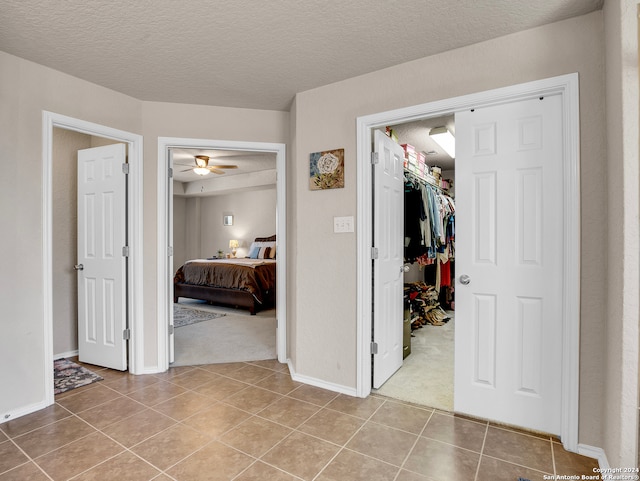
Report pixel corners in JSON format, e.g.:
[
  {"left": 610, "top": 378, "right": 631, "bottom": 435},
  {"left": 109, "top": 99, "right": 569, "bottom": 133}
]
[{"left": 174, "top": 259, "right": 276, "bottom": 303}]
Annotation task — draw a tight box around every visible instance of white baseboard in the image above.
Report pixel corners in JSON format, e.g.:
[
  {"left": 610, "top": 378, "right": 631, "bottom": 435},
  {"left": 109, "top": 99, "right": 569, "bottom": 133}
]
[
  {"left": 577, "top": 444, "right": 609, "bottom": 469},
  {"left": 288, "top": 360, "right": 357, "bottom": 397},
  {"left": 2, "top": 398, "right": 51, "bottom": 423},
  {"left": 53, "top": 350, "right": 78, "bottom": 360}
]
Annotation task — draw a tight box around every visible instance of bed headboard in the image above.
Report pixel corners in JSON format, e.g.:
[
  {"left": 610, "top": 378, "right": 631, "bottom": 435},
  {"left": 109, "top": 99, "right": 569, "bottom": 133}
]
[{"left": 254, "top": 235, "right": 276, "bottom": 242}]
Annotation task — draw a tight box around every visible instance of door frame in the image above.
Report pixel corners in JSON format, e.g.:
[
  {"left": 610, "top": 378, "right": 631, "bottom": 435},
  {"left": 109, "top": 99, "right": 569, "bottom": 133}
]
[
  {"left": 156, "top": 137, "right": 287, "bottom": 369},
  {"left": 355, "top": 74, "right": 580, "bottom": 450},
  {"left": 42, "top": 111, "right": 145, "bottom": 405}
]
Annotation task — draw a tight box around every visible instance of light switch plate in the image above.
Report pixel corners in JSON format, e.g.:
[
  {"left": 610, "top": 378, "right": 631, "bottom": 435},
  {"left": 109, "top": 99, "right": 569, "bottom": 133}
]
[{"left": 334, "top": 216, "right": 354, "bottom": 233}]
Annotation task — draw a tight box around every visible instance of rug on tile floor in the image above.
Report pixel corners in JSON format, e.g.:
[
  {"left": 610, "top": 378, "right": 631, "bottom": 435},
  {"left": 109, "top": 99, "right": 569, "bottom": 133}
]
[
  {"left": 54, "top": 358, "right": 103, "bottom": 394},
  {"left": 173, "top": 304, "right": 226, "bottom": 328}
]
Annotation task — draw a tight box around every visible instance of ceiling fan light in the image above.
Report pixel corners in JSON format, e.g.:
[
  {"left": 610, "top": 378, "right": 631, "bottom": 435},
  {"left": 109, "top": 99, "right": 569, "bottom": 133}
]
[
  {"left": 195, "top": 155, "right": 209, "bottom": 168},
  {"left": 193, "top": 167, "right": 210, "bottom": 176},
  {"left": 429, "top": 126, "right": 456, "bottom": 158}
]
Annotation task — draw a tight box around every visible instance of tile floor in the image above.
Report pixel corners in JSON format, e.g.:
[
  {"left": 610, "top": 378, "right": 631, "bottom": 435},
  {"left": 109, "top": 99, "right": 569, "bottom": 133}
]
[{"left": 1, "top": 360, "right": 599, "bottom": 481}]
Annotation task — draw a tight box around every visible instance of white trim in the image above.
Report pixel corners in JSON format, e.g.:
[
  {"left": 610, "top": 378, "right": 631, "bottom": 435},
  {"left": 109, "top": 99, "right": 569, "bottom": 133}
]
[
  {"left": 356, "top": 74, "right": 580, "bottom": 451},
  {"left": 157, "top": 137, "right": 287, "bottom": 371},
  {"left": 577, "top": 444, "right": 609, "bottom": 469},
  {"left": 288, "top": 361, "right": 357, "bottom": 397},
  {"left": 42, "top": 111, "right": 144, "bottom": 411},
  {"left": 54, "top": 350, "right": 79, "bottom": 360}
]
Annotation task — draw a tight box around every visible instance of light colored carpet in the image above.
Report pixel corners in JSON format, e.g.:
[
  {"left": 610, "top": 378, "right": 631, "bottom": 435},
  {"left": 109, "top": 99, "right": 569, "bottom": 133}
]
[
  {"left": 374, "top": 312, "right": 454, "bottom": 412},
  {"left": 172, "top": 300, "right": 276, "bottom": 367}
]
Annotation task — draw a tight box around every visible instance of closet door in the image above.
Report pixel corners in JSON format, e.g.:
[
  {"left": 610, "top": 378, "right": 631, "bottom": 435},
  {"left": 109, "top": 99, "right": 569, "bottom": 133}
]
[
  {"left": 454, "top": 95, "right": 563, "bottom": 434},
  {"left": 372, "top": 129, "right": 405, "bottom": 389}
]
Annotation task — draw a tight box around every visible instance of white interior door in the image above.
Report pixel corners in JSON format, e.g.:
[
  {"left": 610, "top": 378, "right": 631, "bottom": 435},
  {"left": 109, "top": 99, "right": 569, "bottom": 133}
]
[
  {"left": 454, "top": 95, "right": 564, "bottom": 434},
  {"left": 77, "top": 144, "right": 128, "bottom": 371},
  {"left": 372, "top": 129, "right": 405, "bottom": 389},
  {"left": 168, "top": 151, "right": 175, "bottom": 364}
]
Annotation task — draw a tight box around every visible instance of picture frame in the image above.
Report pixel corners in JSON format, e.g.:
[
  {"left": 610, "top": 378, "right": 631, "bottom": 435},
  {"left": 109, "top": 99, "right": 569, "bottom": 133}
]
[
  {"left": 223, "top": 214, "right": 233, "bottom": 226},
  {"left": 310, "top": 148, "right": 345, "bottom": 190}
]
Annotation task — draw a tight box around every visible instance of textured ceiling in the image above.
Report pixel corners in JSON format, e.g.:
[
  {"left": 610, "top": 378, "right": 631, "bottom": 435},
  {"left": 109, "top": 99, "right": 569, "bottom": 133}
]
[{"left": 0, "top": 0, "right": 602, "bottom": 111}]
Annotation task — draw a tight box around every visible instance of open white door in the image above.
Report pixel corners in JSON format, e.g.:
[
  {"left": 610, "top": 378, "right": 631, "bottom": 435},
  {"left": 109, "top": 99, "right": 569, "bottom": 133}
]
[
  {"left": 168, "top": 151, "right": 175, "bottom": 364},
  {"left": 454, "top": 95, "right": 564, "bottom": 434},
  {"left": 372, "top": 129, "right": 405, "bottom": 389},
  {"left": 77, "top": 144, "right": 128, "bottom": 371}
]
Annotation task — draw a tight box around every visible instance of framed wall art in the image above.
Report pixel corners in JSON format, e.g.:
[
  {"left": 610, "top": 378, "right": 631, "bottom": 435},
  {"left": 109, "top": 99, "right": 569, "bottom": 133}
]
[{"left": 309, "top": 148, "right": 344, "bottom": 190}]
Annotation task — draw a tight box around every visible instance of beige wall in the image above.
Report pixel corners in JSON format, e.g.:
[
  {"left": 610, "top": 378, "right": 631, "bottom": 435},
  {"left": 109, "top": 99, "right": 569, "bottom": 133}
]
[
  {"left": 172, "top": 187, "right": 277, "bottom": 266},
  {"left": 0, "top": 50, "right": 142, "bottom": 417},
  {"left": 140, "top": 102, "right": 289, "bottom": 368},
  {"left": 603, "top": 0, "right": 639, "bottom": 467},
  {"left": 198, "top": 187, "right": 277, "bottom": 259},
  {"left": 291, "top": 12, "right": 607, "bottom": 446}
]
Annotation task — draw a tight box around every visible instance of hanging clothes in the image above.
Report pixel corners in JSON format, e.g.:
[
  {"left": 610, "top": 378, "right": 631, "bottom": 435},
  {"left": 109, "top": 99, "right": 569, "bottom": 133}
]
[{"left": 403, "top": 172, "right": 456, "bottom": 297}]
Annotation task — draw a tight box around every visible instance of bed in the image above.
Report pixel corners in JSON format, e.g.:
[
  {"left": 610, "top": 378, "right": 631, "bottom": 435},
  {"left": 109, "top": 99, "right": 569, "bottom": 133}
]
[{"left": 173, "top": 236, "right": 276, "bottom": 315}]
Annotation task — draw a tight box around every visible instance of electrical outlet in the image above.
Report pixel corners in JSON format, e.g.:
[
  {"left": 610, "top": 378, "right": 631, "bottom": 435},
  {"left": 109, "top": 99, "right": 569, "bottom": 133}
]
[{"left": 334, "top": 216, "right": 354, "bottom": 233}]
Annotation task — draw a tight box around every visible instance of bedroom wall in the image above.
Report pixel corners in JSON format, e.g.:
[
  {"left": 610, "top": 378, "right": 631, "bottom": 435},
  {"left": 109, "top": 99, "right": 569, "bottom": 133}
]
[
  {"left": 197, "top": 187, "right": 277, "bottom": 259},
  {"left": 290, "top": 11, "right": 607, "bottom": 447},
  {"left": 0, "top": 50, "right": 142, "bottom": 419}
]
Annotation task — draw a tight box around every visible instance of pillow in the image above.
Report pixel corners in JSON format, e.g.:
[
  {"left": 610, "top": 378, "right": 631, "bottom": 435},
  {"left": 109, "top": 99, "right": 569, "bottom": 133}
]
[
  {"left": 248, "top": 244, "right": 272, "bottom": 259},
  {"left": 248, "top": 237, "right": 276, "bottom": 259}
]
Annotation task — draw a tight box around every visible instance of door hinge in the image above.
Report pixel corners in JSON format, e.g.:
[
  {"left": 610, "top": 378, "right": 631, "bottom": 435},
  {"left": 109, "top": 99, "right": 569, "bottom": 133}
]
[
  {"left": 123, "top": 328, "right": 131, "bottom": 340},
  {"left": 122, "top": 246, "right": 129, "bottom": 257},
  {"left": 371, "top": 247, "right": 379, "bottom": 259},
  {"left": 168, "top": 324, "right": 174, "bottom": 336},
  {"left": 371, "top": 342, "right": 378, "bottom": 355},
  {"left": 371, "top": 152, "right": 379, "bottom": 165},
  {"left": 168, "top": 246, "right": 174, "bottom": 257},
  {"left": 168, "top": 167, "right": 173, "bottom": 179},
  {"left": 122, "top": 163, "right": 129, "bottom": 174}
]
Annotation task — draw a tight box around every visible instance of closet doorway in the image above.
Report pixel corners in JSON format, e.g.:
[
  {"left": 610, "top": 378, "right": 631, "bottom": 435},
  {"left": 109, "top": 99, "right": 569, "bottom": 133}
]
[
  {"left": 356, "top": 74, "right": 580, "bottom": 450},
  {"left": 373, "top": 115, "right": 456, "bottom": 412}
]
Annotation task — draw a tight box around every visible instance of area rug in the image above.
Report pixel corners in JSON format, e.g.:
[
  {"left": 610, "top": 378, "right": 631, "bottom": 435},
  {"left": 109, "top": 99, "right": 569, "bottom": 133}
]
[
  {"left": 54, "top": 358, "right": 103, "bottom": 394},
  {"left": 172, "top": 312, "right": 276, "bottom": 366},
  {"left": 174, "top": 304, "right": 227, "bottom": 328}
]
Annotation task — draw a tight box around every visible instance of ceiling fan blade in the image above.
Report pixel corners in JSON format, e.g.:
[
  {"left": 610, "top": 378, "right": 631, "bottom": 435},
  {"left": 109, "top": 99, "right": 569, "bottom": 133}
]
[
  {"left": 179, "top": 168, "right": 193, "bottom": 172},
  {"left": 208, "top": 167, "right": 226, "bottom": 174},
  {"left": 210, "top": 164, "right": 238, "bottom": 169}
]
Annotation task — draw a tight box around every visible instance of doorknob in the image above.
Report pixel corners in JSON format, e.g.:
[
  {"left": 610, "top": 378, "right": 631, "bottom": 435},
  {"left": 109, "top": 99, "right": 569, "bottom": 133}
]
[
  {"left": 401, "top": 265, "right": 410, "bottom": 273},
  {"left": 74, "top": 264, "right": 84, "bottom": 271},
  {"left": 459, "top": 274, "right": 471, "bottom": 285}
]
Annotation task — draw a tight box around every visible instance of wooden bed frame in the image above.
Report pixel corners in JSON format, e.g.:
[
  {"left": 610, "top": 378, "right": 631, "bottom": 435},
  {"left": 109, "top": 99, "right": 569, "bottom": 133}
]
[
  {"left": 174, "top": 283, "right": 274, "bottom": 315},
  {"left": 174, "top": 235, "right": 276, "bottom": 315}
]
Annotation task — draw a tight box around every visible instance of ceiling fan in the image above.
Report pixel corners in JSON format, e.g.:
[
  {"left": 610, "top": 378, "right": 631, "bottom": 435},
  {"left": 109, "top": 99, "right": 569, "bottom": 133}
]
[{"left": 177, "top": 155, "right": 238, "bottom": 176}]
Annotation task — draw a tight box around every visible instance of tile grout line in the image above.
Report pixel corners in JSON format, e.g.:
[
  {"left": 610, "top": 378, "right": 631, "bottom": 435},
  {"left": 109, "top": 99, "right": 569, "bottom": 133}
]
[
  {"left": 473, "top": 421, "right": 490, "bottom": 481},
  {"left": 0, "top": 435, "right": 55, "bottom": 480},
  {"left": 392, "top": 407, "right": 435, "bottom": 481},
  {"left": 310, "top": 396, "right": 392, "bottom": 481}
]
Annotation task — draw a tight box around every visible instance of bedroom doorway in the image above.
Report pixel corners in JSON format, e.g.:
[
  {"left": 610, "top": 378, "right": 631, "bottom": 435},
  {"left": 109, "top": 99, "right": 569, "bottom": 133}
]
[{"left": 157, "top": 137, "right": 287, "bottom": 370}]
